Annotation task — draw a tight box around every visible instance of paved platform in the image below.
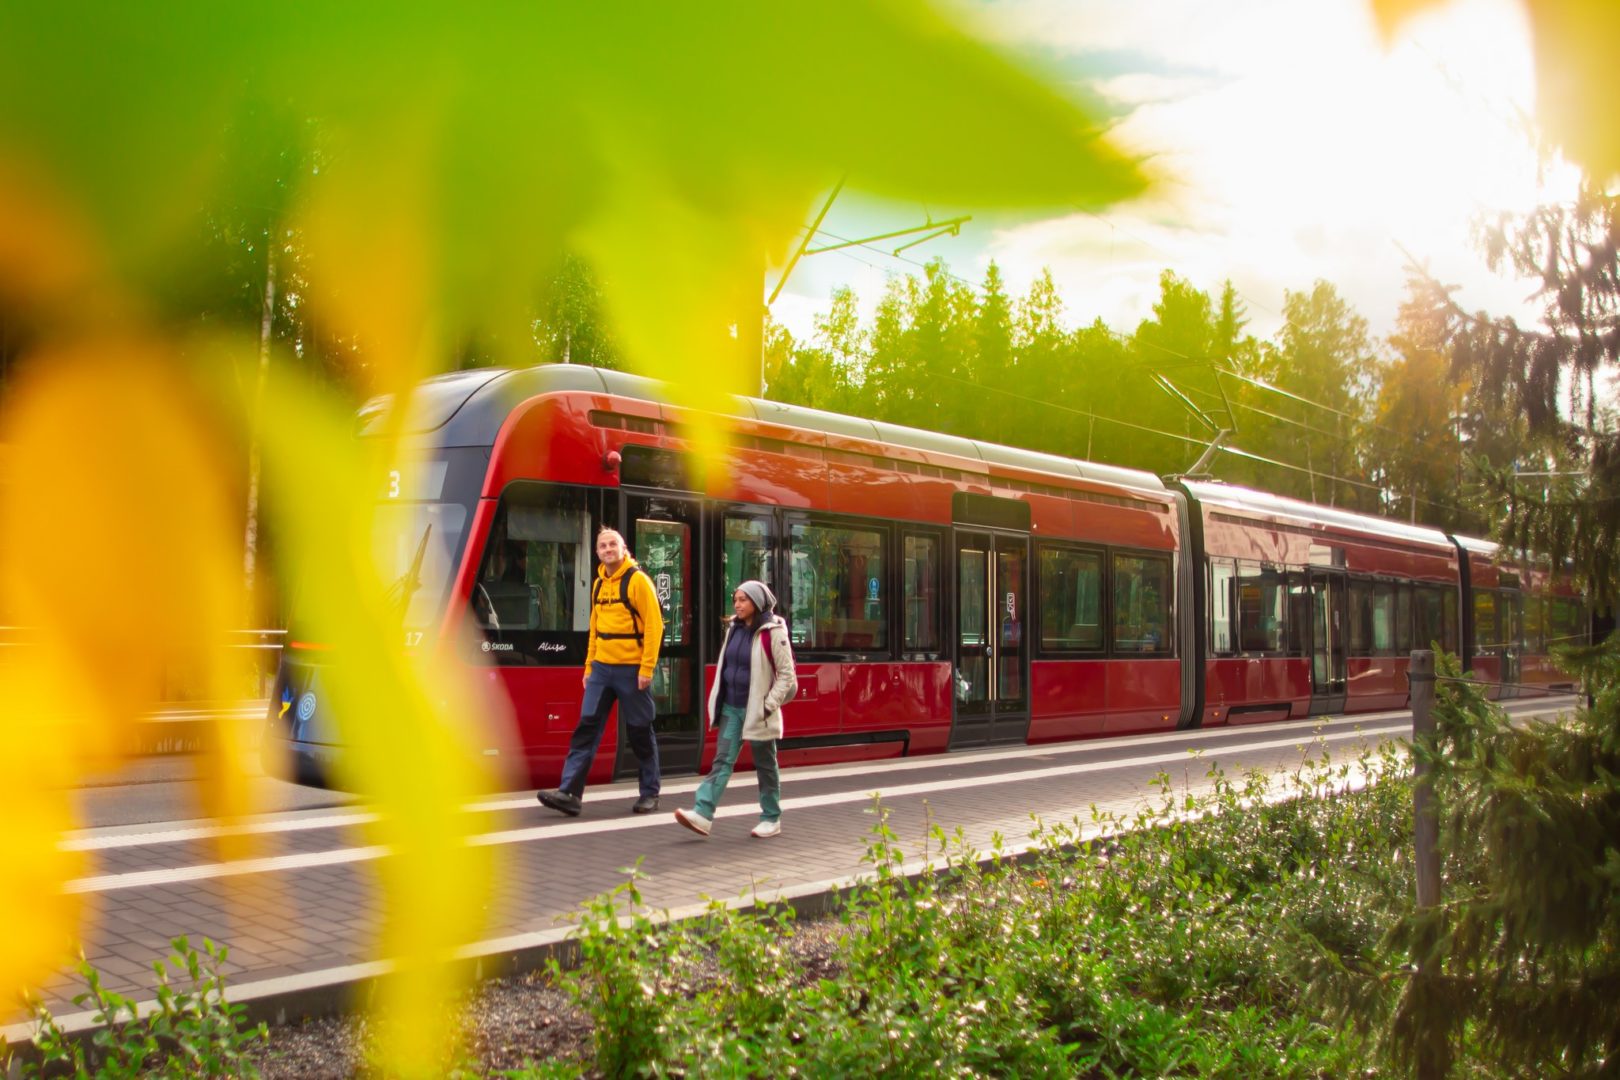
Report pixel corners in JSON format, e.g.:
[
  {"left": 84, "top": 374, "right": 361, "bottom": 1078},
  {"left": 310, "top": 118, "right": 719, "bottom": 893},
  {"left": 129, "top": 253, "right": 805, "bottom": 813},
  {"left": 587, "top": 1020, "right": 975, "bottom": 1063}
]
[{"left": 4, "top": 697, "right": 1576, "bottom": 1045}]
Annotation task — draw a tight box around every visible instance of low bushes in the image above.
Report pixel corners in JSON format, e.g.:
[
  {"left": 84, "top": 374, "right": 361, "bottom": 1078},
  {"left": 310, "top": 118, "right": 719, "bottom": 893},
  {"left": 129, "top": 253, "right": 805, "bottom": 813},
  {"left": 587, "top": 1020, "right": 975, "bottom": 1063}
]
[
  {"left": 534, "top": 742, "right": 1412, "bottom": 1077},
  {"left": 5, "top": 936, "right": 267, "bottom": 1078}
]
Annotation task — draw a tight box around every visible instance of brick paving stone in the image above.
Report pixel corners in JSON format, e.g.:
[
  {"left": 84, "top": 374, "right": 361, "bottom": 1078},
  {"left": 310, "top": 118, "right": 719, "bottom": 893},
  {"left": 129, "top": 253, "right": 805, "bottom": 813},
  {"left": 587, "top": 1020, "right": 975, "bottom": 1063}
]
[{"left": 9, "top": 705, "right": 1554, "bottom": 1028}]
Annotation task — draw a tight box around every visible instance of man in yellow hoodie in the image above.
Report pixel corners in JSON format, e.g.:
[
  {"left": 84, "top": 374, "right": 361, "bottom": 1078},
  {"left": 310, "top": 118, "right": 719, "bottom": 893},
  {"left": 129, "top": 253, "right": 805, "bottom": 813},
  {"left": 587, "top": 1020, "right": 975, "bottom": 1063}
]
[{"left": 537, "top": 526, "right": 666, "bottom": 816}]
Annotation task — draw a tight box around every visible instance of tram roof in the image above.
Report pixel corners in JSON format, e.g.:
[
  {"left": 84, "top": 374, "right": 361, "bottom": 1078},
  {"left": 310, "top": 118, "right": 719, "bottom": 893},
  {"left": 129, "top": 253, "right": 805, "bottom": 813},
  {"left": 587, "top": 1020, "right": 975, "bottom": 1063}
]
[
  {"left": 1179, "top": 478, "right": 1463, "bottom": 551},
  {"left": 368, "top": 363, "right": 1170, "bottom": 498}
]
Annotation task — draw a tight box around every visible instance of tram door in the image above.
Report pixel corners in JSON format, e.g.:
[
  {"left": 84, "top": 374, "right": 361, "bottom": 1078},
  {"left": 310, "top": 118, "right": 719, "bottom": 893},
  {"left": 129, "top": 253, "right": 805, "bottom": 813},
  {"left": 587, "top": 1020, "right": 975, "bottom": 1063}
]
[
  {"left": 618, "top": 494, "right": 704, "bottom": 777},
  {"left": 1308, "top": 569, "right": 1348, "bottom": 715},
  {"left": 951, "top": 531, "right": 1029, "bottom": 747}
]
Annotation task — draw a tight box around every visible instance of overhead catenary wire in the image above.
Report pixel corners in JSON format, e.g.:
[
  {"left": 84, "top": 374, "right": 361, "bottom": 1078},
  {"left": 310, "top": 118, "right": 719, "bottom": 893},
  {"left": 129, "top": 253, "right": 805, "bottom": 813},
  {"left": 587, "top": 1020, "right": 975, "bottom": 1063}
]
[
  {"left": 922, "top": 370, "right": 1384, "bottom": 495},
  {"left": 1176, "top": 378, "right": 1466, "bottom": 475}
]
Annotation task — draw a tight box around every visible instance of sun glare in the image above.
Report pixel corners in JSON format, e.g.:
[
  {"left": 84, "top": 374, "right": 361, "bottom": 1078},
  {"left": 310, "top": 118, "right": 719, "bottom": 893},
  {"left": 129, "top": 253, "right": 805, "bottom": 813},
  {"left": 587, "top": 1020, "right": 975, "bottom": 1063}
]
[{"left": 967, "top": 0, "right": 1581, "bottom": 340}]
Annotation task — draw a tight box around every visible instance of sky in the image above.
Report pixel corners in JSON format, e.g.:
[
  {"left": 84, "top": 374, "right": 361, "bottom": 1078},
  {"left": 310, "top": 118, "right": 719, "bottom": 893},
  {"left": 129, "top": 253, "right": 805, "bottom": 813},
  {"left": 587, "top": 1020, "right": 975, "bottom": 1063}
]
[{"left": 767, "top": 0, "right": 1581, "bottom": 350}]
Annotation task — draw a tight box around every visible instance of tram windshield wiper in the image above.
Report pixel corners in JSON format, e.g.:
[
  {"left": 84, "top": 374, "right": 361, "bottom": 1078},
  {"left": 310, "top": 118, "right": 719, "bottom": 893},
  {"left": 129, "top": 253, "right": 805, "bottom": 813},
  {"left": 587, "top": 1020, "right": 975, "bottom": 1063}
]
[{"left": 385, "top": 523, "right": 433, "bottom": 623}]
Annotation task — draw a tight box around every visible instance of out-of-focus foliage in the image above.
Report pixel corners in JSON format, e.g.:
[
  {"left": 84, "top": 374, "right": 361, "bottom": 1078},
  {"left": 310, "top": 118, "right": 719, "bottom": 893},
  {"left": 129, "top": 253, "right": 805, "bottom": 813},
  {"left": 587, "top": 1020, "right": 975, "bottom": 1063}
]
[
  {"left": 0, "top": 3, "right": 1146, "bottom": 407},
  {"left": 0, "top": 2, "right": 1148, "bottom": 1069},
  {"left": 0, "top": 346, "right": 248, "bottom": 1009}
]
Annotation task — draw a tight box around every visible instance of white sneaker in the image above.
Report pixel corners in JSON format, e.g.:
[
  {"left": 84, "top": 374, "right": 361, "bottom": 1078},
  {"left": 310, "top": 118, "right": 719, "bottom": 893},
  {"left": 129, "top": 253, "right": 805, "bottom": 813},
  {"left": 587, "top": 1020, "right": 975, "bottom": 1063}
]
[
  {"left": 674, "top": 808, "right": 712, "bottom": 836},
  {"left": 750, "top": 819, "right": 782, "bottom": 839}
]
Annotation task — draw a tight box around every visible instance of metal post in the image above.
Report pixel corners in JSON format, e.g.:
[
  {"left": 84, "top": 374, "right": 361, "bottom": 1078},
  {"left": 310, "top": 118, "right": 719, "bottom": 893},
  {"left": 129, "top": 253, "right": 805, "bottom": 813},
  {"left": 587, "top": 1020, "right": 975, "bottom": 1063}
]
[{"left": 1411, "top": 649, "right": 1439, "bottom": 908}]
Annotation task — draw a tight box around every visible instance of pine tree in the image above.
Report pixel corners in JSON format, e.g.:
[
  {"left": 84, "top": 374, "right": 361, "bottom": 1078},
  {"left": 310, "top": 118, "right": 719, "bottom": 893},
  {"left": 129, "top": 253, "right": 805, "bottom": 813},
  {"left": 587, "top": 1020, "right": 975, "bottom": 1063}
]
[{"left": 1417, "top": 187, "right": 1620, "bottom": 605}]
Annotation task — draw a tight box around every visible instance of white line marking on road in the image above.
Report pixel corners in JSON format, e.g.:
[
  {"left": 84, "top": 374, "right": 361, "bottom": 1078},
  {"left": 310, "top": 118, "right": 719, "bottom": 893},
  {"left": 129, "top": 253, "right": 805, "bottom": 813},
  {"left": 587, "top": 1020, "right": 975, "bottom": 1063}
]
[
  {"left": 65, "top": 845, "right": 391, "bottom": 894},
  {"left": 473, "top": 721, "right": 1407, "bottom": 845},
  {"left": 62, "top": 696, "right": 1573, "bottom": 858},
  {"left": 62, "top": 710, "right": 1414, "bottom": 852},
  {"left": 62, "top": 813, "right": 382, "bottom": 853},
  {"left": 68, "top": 721, "right": 1407, "bottom": 892}
]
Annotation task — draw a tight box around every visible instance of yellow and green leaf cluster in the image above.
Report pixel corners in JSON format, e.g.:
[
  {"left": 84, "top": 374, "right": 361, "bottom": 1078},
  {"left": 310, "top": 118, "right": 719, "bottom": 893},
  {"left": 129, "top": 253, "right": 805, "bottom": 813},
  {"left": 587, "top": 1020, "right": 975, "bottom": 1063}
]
[{"left": 0, "top": 3, "right": 1144, "bottom": 1071}]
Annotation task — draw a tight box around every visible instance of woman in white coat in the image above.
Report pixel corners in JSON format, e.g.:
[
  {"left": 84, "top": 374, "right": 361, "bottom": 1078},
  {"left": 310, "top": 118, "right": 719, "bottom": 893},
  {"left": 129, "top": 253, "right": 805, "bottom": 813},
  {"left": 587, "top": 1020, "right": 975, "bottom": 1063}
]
[{"left": 674, "top": 580, "right": 797, "bottom": 839}]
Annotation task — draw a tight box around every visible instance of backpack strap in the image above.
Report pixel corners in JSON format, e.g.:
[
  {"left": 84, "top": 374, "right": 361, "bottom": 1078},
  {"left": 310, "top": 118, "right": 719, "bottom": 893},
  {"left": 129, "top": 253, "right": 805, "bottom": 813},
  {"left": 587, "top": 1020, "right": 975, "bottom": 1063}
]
[
  {"left": 594, "top": 567, "right": 649, "bottom": 642},
  {"left": 759, "top": 620, "right": 780, "bottom": 681}
]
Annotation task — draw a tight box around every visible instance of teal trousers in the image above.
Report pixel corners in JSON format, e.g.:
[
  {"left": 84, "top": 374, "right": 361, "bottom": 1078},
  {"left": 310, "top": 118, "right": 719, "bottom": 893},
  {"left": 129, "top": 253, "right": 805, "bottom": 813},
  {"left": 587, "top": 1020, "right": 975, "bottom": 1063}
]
[{"left": 693, "top": 703, "right": 781, "bottom": 822}]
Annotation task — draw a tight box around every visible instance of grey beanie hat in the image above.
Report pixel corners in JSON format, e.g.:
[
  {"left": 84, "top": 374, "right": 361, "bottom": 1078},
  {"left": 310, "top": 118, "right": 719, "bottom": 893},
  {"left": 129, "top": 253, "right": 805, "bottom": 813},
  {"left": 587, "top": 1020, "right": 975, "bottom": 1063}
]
[{"left": 738, "top": 579, "right": 777, "bottom": 616}]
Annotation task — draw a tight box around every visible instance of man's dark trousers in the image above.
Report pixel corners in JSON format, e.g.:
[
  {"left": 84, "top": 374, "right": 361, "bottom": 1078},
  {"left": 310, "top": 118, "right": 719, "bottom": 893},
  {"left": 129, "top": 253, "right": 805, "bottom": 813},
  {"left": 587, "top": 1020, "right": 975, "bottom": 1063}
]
[{"left": 558, "top": 662, "right": 660, "bottom": 798}]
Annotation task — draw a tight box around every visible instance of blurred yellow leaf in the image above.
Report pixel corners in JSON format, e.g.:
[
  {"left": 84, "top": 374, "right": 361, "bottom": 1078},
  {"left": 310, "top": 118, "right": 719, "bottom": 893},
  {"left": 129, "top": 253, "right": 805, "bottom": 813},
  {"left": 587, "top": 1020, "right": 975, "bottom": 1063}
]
[
  {"left": 1367, "top": 0, "right": 1452, "bottom": 40},
  {"left": 0, "top": 343, "right": 251, "bottom": 996},
  {"left": 0, "top": 1, "right": 1152, "bottom": 1066},
  {"left": 0, "top": 162, "right": 103, "bottom": 317},
  {"left": 0, "top": 345, "right": 243, "bottom": 766},
  {"left": 228, "top": 347, "right": 511, "bottom": 1071},
  {"left": 0, "top": 665, "right": 82, "bottom": 1008},
  {"left": 1524, "top": 1, "right": 1620, "bottom": 182}
]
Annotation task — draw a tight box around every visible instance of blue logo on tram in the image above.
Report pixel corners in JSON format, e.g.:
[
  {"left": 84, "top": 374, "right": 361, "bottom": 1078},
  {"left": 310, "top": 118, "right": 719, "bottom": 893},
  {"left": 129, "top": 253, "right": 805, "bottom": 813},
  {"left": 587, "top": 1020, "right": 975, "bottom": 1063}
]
[{"left": 296, "top": 692, "right": 318, "bottom": 723}]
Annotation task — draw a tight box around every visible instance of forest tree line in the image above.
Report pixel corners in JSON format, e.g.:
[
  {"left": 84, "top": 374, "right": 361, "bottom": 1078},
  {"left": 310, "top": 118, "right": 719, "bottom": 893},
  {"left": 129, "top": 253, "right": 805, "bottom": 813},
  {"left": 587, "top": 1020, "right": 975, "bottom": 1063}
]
[
  {"left": 0, "top": 195, "right": 1611, "bottom": 594},
  {"left": 761, "top": 259, "right": 1539, "bottom": 539}
]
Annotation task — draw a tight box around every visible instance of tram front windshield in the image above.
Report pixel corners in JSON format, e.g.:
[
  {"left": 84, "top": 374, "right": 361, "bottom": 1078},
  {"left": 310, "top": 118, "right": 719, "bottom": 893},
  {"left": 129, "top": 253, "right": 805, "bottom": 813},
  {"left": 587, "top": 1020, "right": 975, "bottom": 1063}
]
[{"left": 366, "top": 448, "right": 485, "bottom": 633}]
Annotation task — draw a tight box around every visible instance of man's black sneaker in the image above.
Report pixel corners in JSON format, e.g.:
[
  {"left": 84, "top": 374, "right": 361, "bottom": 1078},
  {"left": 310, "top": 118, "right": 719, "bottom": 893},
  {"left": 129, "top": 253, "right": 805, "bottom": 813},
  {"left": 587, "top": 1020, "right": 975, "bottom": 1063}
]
[
  {"left": 631, "top": 795, "right": 659, "bottom": 814},
  {"left": 537, "top": 789, "right": 582, "bottom": 817}
]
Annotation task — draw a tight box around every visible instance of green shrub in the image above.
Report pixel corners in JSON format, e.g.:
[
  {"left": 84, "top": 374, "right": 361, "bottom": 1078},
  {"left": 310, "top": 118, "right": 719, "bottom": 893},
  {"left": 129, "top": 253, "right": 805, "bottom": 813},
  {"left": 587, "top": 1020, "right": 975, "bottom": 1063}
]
[
  {"left": 548, "top": 862, "right": 687, "bottom": 1078},
  {"left": 548, "top": 741, "right": 1434, "bottom": 1077},
  {"left": 6, "top": 936, "right": 267, "bottom": 1078}
]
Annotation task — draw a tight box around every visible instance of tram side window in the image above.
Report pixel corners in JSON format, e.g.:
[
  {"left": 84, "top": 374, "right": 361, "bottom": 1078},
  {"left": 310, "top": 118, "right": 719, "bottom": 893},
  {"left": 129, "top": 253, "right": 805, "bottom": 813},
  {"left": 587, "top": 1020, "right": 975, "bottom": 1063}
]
[
  {"left": 1371, "top": 581, "right": 1396, "bottom": 655},
  {"left": 1474, "top": 589, "right": 1500, "bottom": 648},
  {"left": 1208, "top": 559, "right": 1236, "bottom": 656},
  {"left": 474, "top": 489, "right": 592, "bottom": 634},
  {"left": 1349, "top": 579, "right": 1373, "bottom": 655},
  {"left": 1550, "top": 598, "right": 1585, "bottom": 648},
  {"left": 1236, "top": 562, "right": 1285, "bottom": 653},
  {"left": 1523, "top": 595, "right": 1545, "bottom": 653},
  {"left": 1415, "top": 587, "right": 1445, "bottom": 653},
  {"left": 1286, "top": 571, "right": 1310, "bottom": 656},
  {"left": 789, "top": 522, "right": 888, "bottom": 653},
  {"left": 721, "top": 513, "right": 773, "bottom": 620},
  {"left": 902, "top": 533, "right": 941, "bottom": 655},
  {"left": 1503, "top": 592, "right": 1524, "bottom": 650},
  {"left": 1395, "top": 584, "right": 1413, "bottom": 653},
  {"left": 1113, "top": 553, "right": 1171, "bottom": 655},
  {"left": 1040, "top": 545, "right": 1104, "bottom": 652}
]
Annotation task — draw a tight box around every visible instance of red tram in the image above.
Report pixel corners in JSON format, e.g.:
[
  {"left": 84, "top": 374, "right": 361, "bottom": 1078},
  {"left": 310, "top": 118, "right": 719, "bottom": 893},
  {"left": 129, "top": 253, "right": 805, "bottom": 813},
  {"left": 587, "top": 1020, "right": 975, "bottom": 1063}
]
[{"left": 267, "top": 365, "right": 1585, "bottom": 787}]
